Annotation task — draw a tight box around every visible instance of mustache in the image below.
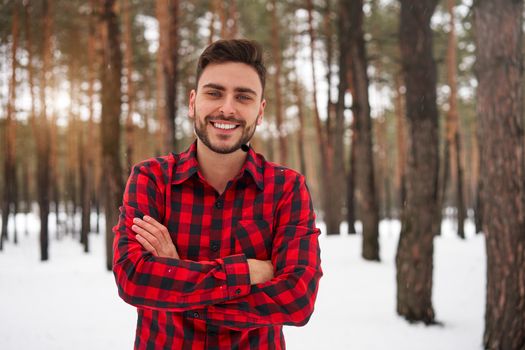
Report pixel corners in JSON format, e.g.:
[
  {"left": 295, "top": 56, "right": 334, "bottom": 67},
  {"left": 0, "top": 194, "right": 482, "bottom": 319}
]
[{"left": 205, "top": 115, "right": 245, "bottom": 126}]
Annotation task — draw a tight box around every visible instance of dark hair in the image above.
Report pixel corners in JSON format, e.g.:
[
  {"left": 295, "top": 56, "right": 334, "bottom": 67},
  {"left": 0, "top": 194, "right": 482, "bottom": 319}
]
[{"left": 196, "top": 39, "right": 266, "bottom": 93}]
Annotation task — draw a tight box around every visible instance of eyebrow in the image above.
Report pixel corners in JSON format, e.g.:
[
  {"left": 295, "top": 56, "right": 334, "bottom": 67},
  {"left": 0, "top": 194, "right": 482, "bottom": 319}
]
[{"left": 202, "top": 83, "right": 258, "bottom": 96}]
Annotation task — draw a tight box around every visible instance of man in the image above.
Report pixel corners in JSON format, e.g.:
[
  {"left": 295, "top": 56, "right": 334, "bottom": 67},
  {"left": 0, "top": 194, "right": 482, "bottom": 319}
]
[{"left": 113, "top": 39, "right": 322, "bottom": 350}]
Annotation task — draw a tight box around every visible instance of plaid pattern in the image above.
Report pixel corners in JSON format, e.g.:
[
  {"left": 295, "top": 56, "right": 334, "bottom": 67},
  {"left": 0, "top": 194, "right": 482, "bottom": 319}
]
[{"left": 113, "top": 141, "right": 322, "bottom": 350}]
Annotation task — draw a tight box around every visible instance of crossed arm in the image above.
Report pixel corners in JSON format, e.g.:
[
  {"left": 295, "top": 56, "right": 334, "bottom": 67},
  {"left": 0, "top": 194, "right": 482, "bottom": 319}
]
[{"left": 131, "top": 215, "right": 274, "bottom": 285}]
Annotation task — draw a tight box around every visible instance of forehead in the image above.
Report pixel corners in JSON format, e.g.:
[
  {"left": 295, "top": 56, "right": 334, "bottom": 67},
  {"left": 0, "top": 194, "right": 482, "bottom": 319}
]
[{"left": 198, "top": 62, "right": 263, "bottom": 96}]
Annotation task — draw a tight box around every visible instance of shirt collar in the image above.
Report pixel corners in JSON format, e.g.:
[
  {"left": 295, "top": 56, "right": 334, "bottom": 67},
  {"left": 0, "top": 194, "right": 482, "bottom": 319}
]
[{"left": 171, "top": 140, "right": 264, "bottom": 190}]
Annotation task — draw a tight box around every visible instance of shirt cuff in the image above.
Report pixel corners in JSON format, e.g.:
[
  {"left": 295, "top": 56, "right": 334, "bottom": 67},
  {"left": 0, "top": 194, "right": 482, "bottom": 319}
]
[{"left": 222, "top": 254, "right": 251, "bottom": 299}]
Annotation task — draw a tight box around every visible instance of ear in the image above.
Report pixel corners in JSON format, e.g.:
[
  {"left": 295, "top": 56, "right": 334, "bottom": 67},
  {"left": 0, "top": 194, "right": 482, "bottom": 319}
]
[
  {"left": 257, "top": 98, "right": 266, "bottom": 125},
  {"left": 188, "top": 89, "right": 196, "bottom": 119}
]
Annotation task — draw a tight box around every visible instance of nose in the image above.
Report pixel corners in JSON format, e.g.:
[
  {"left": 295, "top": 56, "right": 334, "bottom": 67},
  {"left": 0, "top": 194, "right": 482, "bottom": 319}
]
[{"left": 219, "top": 95, "right": 236, "bottom": 116}]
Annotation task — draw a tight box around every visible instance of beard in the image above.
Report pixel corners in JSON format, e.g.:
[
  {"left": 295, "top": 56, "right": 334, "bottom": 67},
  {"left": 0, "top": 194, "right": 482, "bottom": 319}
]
[{"left": 194, "top": 113, "right": 258, "bottom": 154}]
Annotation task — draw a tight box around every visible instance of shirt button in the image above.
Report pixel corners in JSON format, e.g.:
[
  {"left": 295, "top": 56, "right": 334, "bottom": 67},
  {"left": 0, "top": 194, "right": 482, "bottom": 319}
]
[
  {"left": 211, "top": 242, "right": 219, "bottom": 252},
  {"left": 215, "top": 199, "right": 223, "bottom": 209},
  {"left": 193, "top": 312, "right": 199, "bottom": 318},
  {"left": 235, "top": 288, "right": 241, "bottom": 295}
]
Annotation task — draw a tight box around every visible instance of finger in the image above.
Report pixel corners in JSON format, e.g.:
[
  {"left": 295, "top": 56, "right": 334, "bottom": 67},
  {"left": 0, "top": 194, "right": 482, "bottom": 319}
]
[
  {"left": 143, "top": 216, "right": 172, "bottom": 243},
  {"left": 132, "top": 224, "right": 161, "bottom": 251},
  {"left": 136, "top": 234, "right": 158, "bottom": 256},
  {"left": 133, "top": 218, "right": 167, "bottom": 245}
]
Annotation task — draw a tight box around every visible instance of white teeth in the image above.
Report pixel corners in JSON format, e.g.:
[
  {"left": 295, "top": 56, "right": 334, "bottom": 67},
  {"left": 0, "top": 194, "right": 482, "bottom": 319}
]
[{"left": 213, "top": 123, "right": 237, "bottom": 130}]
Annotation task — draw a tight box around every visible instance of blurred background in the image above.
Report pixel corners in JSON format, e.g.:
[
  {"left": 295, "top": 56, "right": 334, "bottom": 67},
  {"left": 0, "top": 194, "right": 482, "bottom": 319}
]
[{"left": 1, "top": 0, "right": 524, "bottom": 349}]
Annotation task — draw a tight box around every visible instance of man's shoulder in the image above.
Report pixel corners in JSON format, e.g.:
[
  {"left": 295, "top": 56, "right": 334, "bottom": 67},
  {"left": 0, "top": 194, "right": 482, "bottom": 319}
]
[
  {"left": 260, "top": 157, "right": 305, "bottom": 185},
  {"left": 131, "top": 153, "right": 176, "bottom": 181}
]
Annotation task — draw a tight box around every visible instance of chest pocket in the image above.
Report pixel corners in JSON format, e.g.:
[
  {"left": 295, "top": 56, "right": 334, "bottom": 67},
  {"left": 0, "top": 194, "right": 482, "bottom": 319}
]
[{"left": 233, "top": 219, "right": 273, "bottom": 260}]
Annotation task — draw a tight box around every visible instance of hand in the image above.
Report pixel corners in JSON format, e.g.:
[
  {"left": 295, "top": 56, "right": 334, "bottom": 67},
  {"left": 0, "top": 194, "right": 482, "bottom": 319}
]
[
  {"left": 132, "top": 215, "right": 179, "bottom": 259},
  {"left": 247, "top": 259, "right": 274, "bottom": 285}
]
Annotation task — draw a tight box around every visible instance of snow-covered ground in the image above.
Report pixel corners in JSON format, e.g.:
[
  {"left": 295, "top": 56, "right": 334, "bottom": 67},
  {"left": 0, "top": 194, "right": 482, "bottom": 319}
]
[{"left": 0, "top": 214, "right": 485, "bottom": 349}]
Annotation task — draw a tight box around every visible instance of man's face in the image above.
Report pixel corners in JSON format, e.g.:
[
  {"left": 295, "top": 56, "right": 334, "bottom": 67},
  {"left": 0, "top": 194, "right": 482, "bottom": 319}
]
[{"left": 189, "top": 62, "right": 266, "bottom": 154}]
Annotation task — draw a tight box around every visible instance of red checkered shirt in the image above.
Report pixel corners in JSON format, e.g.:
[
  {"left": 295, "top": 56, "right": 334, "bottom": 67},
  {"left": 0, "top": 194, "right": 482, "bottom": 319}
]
[{"left": 113, "top": 141, "right": 322, "bottom": 350}]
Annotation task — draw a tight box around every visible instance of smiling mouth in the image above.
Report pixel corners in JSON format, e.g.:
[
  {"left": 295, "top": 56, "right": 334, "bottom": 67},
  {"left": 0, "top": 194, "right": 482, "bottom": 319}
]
[{"left": 210, "top": 121, "right": 240, "bottom": 130}]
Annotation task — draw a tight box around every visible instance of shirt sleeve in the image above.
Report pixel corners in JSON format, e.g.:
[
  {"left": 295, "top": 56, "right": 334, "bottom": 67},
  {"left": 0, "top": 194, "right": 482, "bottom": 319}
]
[
  {"left": 202, "top": 173, "right": 323, "bottom": 329},
  {"left": 112, "top": 161, "right": 251, "bottom": 311}
]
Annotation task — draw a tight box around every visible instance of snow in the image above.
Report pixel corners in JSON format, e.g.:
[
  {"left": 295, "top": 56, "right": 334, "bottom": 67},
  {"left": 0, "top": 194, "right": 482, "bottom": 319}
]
[{"left": 0, "top": 214, "right": 485, "bottom": 349}]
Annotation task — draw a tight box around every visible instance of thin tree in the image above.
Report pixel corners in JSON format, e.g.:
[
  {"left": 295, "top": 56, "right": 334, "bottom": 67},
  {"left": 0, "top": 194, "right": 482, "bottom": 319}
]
[
  {"left": 441, "top": 0, "right": 466, "bottom": 238},
  {"left": 155, "top": 0, "right": 179, "bottom": 154},
  {"left": 37, "top": 0, "right": 54, "bottom": 261},
  {"left": 100, "top": 0, "right": 124, "bottom": 271},
  {"left": 291, "top": 27, "right": 307, "bottom": 176},
  {"left": 306, "top": 0, "right": 341, "bottom": 235},
  {"left": 396, "top": 0, "right": 440, "bottom": 324},
  {"left": 394, "top": 72, "right": 407, "bottom": 212},
  {"left": 474, "top": 0, "right": 525, "bottom": 347},
  {"left": 79, "top": 0, "right": 99, "bottom": 253},
  {"left": 23, "top": 0, "right": 37, "bottom": 237},
  {"left": 338, "top": 0, "right": 357, "bottom": 235},
  {"left": 347, "top": 0, "right": 380, "bottom": 260},
  {"left": 270, "top": 0, "right": 287, "bottom": 165},
  {"left": 123, "top": 0, "right": 135, "bottom": 173},
  {"left": 166, "top": 0, "right": 179, "bottom": 152},
  {"left": 1, "top": 2, "right": 20, "bottom": 250}
]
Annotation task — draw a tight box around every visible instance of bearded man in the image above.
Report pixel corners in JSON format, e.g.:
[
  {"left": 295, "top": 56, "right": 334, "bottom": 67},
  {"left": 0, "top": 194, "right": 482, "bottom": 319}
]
[{"left": 113, "top": 39, "right": 322, "bottom": 350}]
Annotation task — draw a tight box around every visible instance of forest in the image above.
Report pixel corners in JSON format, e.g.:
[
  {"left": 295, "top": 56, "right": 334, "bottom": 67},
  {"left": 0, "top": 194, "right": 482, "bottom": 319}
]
[{"left": 0, "top": 0, "right": 524, "bottom": 348}]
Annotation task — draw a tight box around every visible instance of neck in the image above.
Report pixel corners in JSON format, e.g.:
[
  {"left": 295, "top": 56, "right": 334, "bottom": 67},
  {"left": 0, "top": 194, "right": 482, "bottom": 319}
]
[{"left": 196, "top": 139, "right": 247, "bottom": 194}]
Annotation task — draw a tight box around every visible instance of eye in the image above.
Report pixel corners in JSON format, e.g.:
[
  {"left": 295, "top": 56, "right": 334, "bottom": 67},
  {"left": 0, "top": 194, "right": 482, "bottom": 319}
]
[
  {"left": 205, "top": 90, "right": 221, "bottom": 97},
  {"left": 237, "top": 94, "right": 252, "bottom": 101}
]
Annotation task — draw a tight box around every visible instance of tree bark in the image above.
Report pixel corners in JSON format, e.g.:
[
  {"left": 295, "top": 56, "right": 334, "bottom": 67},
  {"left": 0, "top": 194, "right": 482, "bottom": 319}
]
[
  {"left": 306, "top": 0, "right": 340, "bottom": 235},
  {"left": 100, "top": 0, "right": 124, "bottom": 271},
  {"left": 79, "top": 0, "right": 98, "bottom": 253},
  {"left": 444, "top": 0, "right": 466, "bottom": 238},
  {"left": 123, "top": 0, "right": 135, "bottom": 174},
  {"left": 23, "top": 1, "right": 36, "bottom": 238},
  {"left": 1, "top": 2, "right": 19, "bottom": 250},
  {"left": 394, "top": 72, "right": 407, "bottom": 213},
  {"left": 396, "top": 0, "right": 439, "bottom": 324},
  {"left": 347, "top": 0, "right": 380, "bottom": 261},
  {"left": 36, "top": 0, "right": 53, "bottom": 261},
  {"left": 270, "top": 0, "right": 287, "bottom": 165},
  {"left": 474, "top": 0, "right": 525, "bottom": 347},
  {"left": 291, "top": 29, "right": 306, "bottom": 177},
  {"left": 155, "top": 0, "right": 178, "bottom": 153},
  {"left": 166, "top": 0, "right": 179, "bottom": 152}
]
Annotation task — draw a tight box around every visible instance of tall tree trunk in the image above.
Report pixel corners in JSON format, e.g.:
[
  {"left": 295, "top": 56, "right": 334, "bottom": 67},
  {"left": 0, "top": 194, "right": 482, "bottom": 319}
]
[
  {"left": 1, "top": 3, "right": 19, "bottom": 250},
  {"left": 474, "top": 0, "right": 525, "bottom": 347},
  {"left": 338, "top": 0, "right": 355, "bottom": 234},
  {"left": 22, "top": 158, "right": 30, "bottom": 236},
  {"left": 66, "top": 75, "right": 78, "bottom": 237},
  {"left": 471, "top": 118, "right": 482, "bottom": 233},
  {"left": 291, "top": 27, "right": 307, "bottom": 176},
  {"left": 123, "top": 0, "right": 135, "bottom": 173},
  {"left": 445, "top": 0, "right": 466, "bottom": 238},
  {"left": 347, "top": 0, "right": 380, "bottom": 260},
  {"left": 306, "top": 0, "right": 340, "bottom": 235},
  {"left": 38, "top": 0, "right": 53, "bottom": 261},
  {"left": 396, "top": 0, "right": 439, "bottom": 324},
  {"left": 23, "top": 1, "right": 36, "bottom": 238},
  {"left": 165, "top": 0, "right": 179, "bottom": 152},
  {"left": 270, "top": 0, "right": 287, "bottom": 165},
  {"left": 156, "top": 0, "right": 178, "bottom": 153},
  {"left": 80, "top": 0, "right": 98, "bottom": 253},
  {"left": 100, "top": 0, "right": 124, "bottom": 271},
  {"left": 50, "top": 88, "right": 60, "bottom": 240},
  {"left": 394, "top": 72, "right": 407, "bottom": 214}
]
